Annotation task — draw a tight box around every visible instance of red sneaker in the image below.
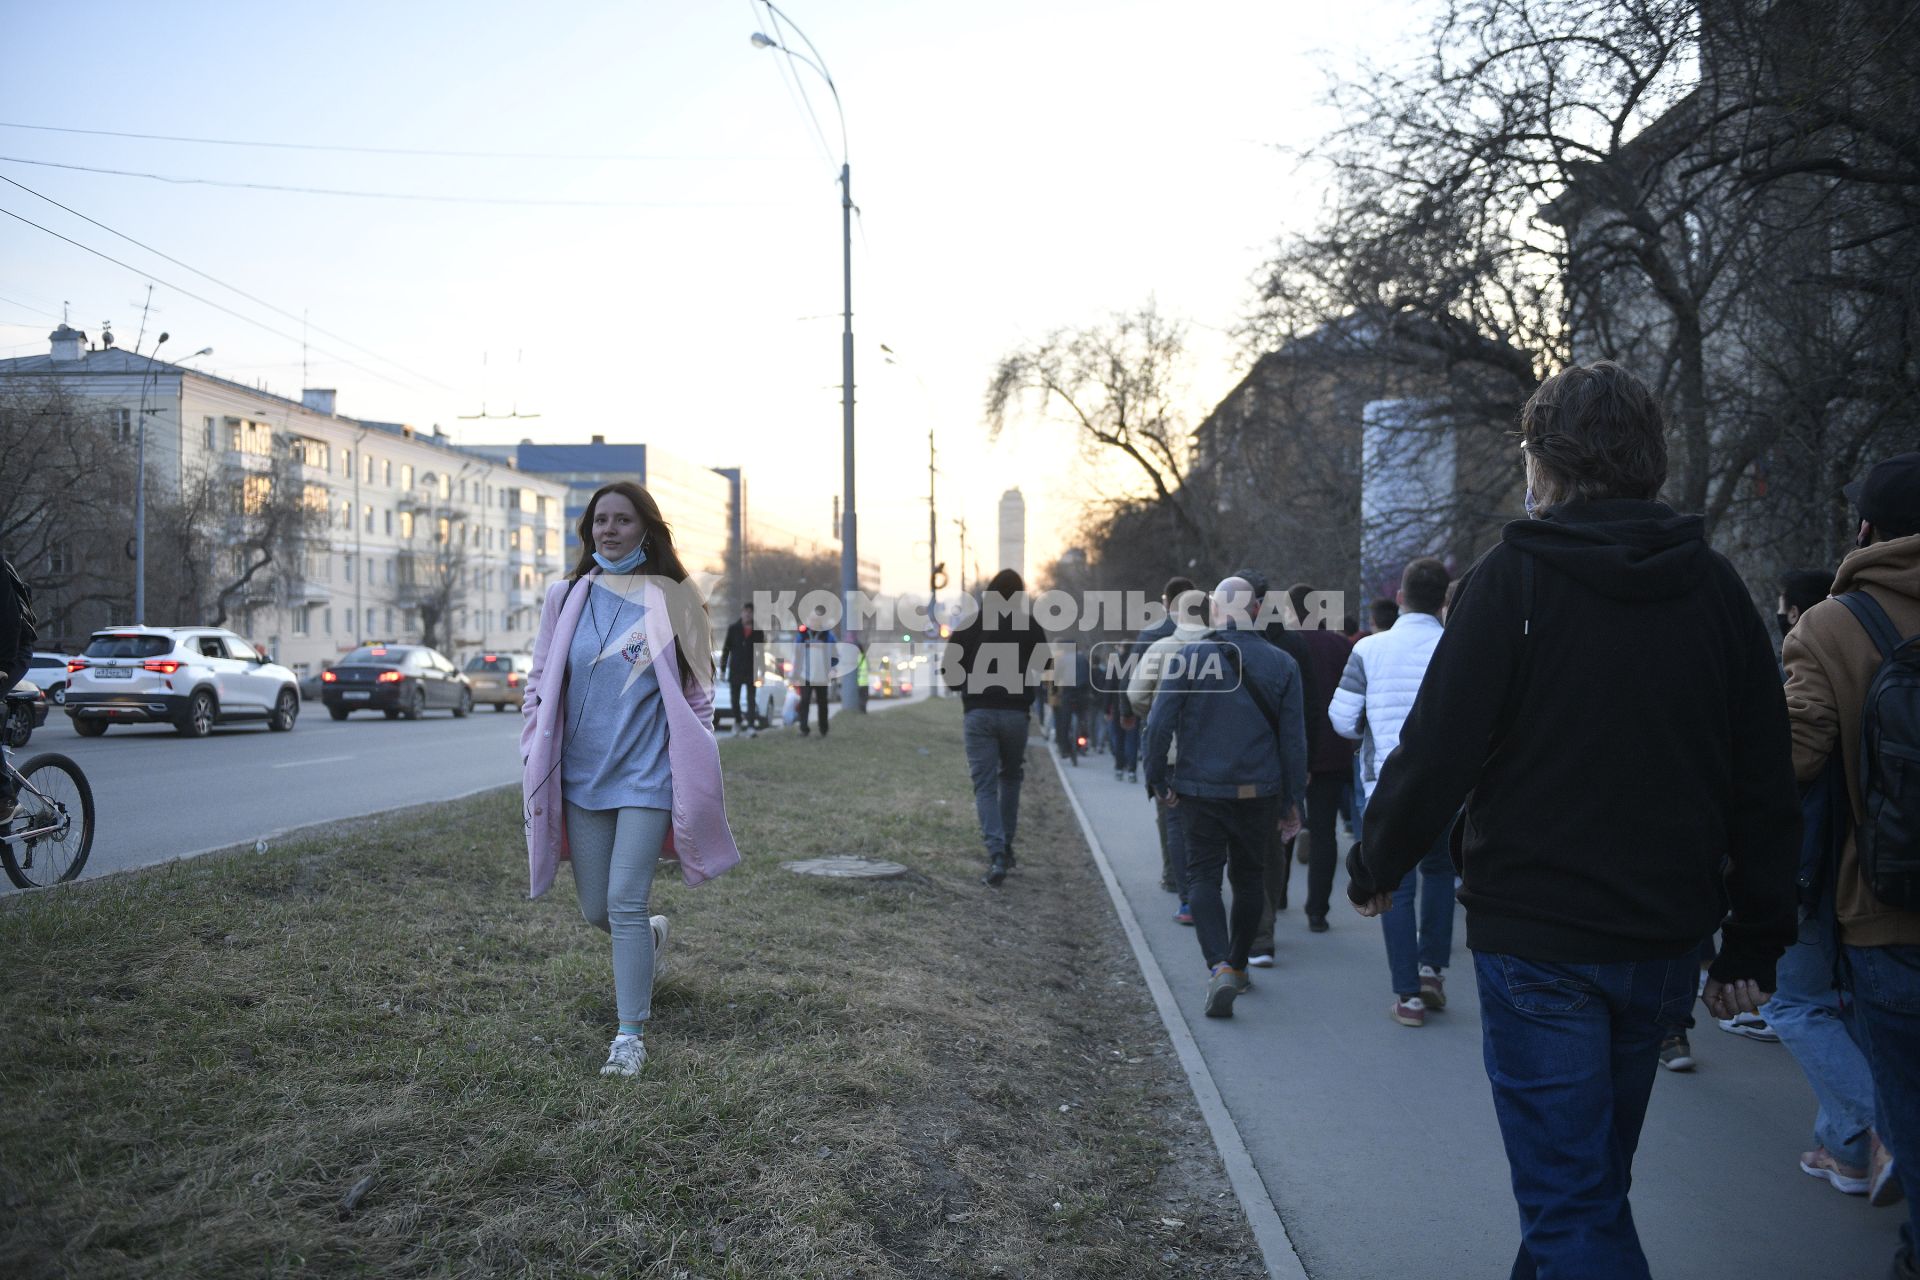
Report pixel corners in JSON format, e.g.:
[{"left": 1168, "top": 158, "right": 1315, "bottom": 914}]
[{"left": 1392, "top": 996, "right": 1427, "bottom": 1027}]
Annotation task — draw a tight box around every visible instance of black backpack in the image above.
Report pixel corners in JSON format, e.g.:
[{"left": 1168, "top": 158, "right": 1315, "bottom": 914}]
[
  {"left": 2, "top": 557, "right": 35, "bottom": 666},
  {"left": 1835, "top": 591, "right": 1920, "bottom": 911}
]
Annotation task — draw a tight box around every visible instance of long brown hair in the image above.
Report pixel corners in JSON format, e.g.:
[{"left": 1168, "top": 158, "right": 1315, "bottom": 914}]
[{"left": 569, "top": 480, "right": 711, "bottom": 686}]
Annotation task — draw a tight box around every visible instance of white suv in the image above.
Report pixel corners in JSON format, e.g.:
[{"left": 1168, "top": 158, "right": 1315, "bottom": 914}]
[
  {"left": 65, "top": 626, "right": 301, "bottom": 738},
  {"left": 24, "top": 651, "right": 75, "bottom": 704}
]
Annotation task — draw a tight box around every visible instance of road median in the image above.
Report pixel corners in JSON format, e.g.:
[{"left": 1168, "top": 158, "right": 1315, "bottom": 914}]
[{"left": 0, "top": 699, "right": 1263, "bottom": 1279}]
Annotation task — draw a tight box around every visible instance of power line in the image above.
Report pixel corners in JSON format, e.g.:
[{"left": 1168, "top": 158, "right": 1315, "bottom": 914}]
[
  {"left": 0, "top": 120, "right": 676, "bottom": 161},
  {"left": 0, "top": 203, "right": 425, "bottom": 393},
  {"left": 0, "top": 172, "right": 453, "bottom": 390},
  {"left": 0, "top": 155, "right": 770, "bottom": 208}
]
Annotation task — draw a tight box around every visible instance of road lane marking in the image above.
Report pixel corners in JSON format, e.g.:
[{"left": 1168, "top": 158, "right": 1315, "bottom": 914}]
[{"left": 270, "top": 755, "right": 354, "bottom": 768}]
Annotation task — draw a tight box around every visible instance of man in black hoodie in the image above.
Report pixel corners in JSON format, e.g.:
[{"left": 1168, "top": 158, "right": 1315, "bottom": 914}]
[
  {"left": 1346, "top": 362, "right": 1798, "bottom": 1279},
  {"left": 944, "top": 569, "right": 1050, "bottom": 886}
]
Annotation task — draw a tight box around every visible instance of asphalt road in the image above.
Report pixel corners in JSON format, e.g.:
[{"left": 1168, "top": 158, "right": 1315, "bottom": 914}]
[
  {"left": 8, "top": 686, "right": 934, "bottom": 890},
  {"left": 1054, "top": 746, "right": 1905, "bottom": 1280},
  {"left": 8, "top": 700, "right": 528, "bottom": 886}
]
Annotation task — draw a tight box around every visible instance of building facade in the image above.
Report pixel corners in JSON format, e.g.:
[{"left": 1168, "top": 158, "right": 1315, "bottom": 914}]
[{"left": 1, "top": 329, "right": 569, "bottom": 676}]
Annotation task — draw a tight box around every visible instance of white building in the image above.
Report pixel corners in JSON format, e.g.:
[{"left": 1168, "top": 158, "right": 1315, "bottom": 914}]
[
  {"left": 997, "top": 488, "right": 1026, "bottom": 582},
  {"left": 0, "top": 326, "right": 570, "bottom": 676}
]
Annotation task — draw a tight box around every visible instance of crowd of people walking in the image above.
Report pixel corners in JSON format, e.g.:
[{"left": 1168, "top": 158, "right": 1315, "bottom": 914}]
[{"left": 944, "top": 360, "right": 1920, "bottom": 1280}]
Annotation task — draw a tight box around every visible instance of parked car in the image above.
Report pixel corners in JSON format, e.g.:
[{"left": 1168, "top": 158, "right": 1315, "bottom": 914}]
[
  {"left": 24, "top": 652, "right": 74, "bottom": 705},
  {"left": 714, "top": 671, "right": 788, "bottom": 731},
  {"left": 4, "top": 679, "right": 49, "bottom": 748},
  {"left": 64, "top": 626, "right": 301, "bottom": 738},
  {"left": 322, "top": 644, "right": 473, "bottom": 721},
  {"left": 463, "top": 652, "right": 534, "bottom": 711}
]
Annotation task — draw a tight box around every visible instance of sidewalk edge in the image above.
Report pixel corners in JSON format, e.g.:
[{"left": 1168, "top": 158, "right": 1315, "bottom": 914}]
[{"left": 1047, "top": 746, "right": 1308, "bottom": 1280}]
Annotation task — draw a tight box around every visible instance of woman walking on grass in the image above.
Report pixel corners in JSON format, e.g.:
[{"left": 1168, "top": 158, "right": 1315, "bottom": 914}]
[{"left": 522, "top": 480, "right": 741, "bottom": 1077}]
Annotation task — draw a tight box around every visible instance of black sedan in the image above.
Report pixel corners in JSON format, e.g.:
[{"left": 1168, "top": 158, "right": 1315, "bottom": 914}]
[
  {"left": 321, "top": 645, "right": 473, "bottom": 721},
  {"left": 4, "top": 678, "right": 50, "bottom": 748}
]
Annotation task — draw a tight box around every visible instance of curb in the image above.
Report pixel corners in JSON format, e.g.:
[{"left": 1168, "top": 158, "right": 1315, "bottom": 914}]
[{"left": 1047, "top": 746, "right": 1308, "bottom": 1280}]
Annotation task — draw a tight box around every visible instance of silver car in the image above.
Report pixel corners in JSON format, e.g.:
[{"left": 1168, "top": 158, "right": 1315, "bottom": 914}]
[{"left": 464, "top": 652, "right": 535, "bottom": 711}]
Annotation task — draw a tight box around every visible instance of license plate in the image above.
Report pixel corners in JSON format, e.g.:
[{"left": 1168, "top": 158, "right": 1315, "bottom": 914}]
[
  {"left": 95, "top": 668, "right": 133, "bottom": 679},
  {"left": 344, "top": 691, "right": 370, "bottom": 700}
]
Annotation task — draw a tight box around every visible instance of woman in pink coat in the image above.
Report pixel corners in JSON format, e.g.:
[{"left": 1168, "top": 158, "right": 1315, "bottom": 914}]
[{"left": 521, "top": 480, "right": 741, "bottom": 1077}]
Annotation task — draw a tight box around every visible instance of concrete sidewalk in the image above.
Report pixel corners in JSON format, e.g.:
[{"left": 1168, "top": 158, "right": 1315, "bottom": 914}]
[{"left": 1053, "top": 748, "right": 1903, "bottom": 1279}]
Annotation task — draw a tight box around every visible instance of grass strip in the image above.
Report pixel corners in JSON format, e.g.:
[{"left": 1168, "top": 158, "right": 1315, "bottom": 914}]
[{"left": 1, "top": 699, "right": 1264, "bottom": 1279}]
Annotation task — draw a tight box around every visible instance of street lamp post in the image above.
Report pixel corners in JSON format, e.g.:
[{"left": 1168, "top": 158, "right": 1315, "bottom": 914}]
[{"left": 752, "top": 7, "right": 863, "bottom": 713}]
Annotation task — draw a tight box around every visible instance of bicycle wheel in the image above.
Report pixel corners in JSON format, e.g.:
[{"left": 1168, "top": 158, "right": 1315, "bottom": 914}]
[{"left": 2, "top": 753, "right": 95, "bottom": 889}]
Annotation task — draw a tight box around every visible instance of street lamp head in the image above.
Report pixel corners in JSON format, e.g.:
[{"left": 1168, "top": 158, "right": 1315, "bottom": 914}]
[
  {"left": 750, "top": 31, "right": 778, "bottom": 48},
  {"left": 186, "top": 347, "right": 212, "bottom": 360}
]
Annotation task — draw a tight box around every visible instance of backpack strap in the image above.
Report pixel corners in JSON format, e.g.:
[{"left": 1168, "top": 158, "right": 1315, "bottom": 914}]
[{"left": 1836, "top": 590, "right": 1902, "bottom": 661}]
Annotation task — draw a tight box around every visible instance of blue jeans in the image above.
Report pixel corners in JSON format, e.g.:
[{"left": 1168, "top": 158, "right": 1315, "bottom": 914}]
[
  {"left": 1383, "top": 837, "right": 1456, "bottom": 996},
  {"left": 1111, "top": 717, "right": 1140, "bottom": 771},
  {"left": 1350, "top": 755, "right": 1367, "bottom": 845},
  {"left": 1768, "top": 896, "right": 1875, "bottom": 1168},
  {"left": 1474, "top": 950, "right": 1696, "bottom": 1280},
  {"left": 1180, "top": 794, "right": 1279, "bottom": 971},
  {"left": 1845, "top": 943, "right": 1920, "bottom": 1270},
  {"left": 964, "top": 709, "right": 1029, "bottom": 860}
]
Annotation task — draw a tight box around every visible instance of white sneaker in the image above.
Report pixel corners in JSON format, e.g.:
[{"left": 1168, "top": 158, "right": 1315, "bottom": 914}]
[
  {"left": 650, "top": 915, "right": 670, "bottom": 984},
  {"left": 600, "top": 1033, "right": 646, "bottom": 1076},
  {"left": 749, "top": 726, "right": 760, "bottom": 738},
  {"left": 1247, "top": 953, "right": 1275, "bottom": 968}
]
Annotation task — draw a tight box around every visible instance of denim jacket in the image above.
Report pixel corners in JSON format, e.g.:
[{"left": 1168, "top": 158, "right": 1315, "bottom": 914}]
[{"left": 1143, "top": 625, "right": 1308, "bottom": 805}]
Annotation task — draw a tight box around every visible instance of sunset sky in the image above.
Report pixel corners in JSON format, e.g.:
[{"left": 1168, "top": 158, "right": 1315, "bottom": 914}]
[{"left": 2, "top": 0, "right": 1402, "bottom": 591}]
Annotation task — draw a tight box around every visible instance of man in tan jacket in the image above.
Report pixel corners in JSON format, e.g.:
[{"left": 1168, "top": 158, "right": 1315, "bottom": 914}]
[{"left": 1782, "top": 450, "right": 1920, "bottom": 1280}]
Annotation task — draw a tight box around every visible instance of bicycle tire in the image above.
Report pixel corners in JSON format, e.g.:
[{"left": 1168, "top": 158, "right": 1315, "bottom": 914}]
[{"left": 2, "top": 752, "right": 96, "bottom": 889}]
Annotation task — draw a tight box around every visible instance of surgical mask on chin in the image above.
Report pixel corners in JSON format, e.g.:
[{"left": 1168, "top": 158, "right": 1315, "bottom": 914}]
[{"left": 592, "top": 543, "right": 648, "bottom": 574}]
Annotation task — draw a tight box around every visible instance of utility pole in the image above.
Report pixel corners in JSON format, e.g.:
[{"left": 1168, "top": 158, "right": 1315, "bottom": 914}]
[
  {"left": 953, "top": 516, "right": 969, "bottom": 597},
  {"left": 928, "top": 428, "right": 938, "bottom": 627}
]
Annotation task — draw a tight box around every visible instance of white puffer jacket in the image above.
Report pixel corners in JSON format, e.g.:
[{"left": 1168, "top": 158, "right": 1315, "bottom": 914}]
[{"left": 1327, "top": 611, "right": 1445, "bottom": 799}]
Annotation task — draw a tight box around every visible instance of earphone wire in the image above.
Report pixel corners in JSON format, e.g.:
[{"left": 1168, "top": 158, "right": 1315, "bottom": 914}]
[{"left": 522, "top": 573, "right": 621, "bottom": 829}]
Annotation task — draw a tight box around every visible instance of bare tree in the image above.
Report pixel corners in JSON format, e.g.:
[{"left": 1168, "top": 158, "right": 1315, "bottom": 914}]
[
  {"left": 986, "top": 300, "right": 1214, "bottom": 560},
  {"left": 403, "top": 513, "right": 471, "bottom": 652}
]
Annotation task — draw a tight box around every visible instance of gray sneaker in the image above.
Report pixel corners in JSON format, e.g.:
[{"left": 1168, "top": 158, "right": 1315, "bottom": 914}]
[
  {"left": 600, "top": 1034, "right": 646, "bottom": 1077},
  {"left": 1205, "top": 966, "right": 1243, "bottom": 1018},
  {"left": 650, "top": 915, "right": 670, "bottom": 984}
]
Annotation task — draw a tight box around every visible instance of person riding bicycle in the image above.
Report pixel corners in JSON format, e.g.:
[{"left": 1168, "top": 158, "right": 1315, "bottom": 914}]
[{"left": 1, "top": 554, "right": 35, "bottom": 822}]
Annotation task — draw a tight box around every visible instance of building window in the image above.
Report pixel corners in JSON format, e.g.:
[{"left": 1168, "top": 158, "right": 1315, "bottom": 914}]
[
  {"left": 364, "top": 454, "right": 374, "bottom": 484},
  {"left": 386, "top": 607, "right": 395, "bottom": 634},
  {"left": 344, "top": 608, "right": 354, "bottom": 637},
  {"left": 399, "top": 511, "right": 415, "bottom": 540},
  {"left": 323, "top": 608, "right": 333, "bottom": 635},
  {"left": 400, "top": 463, "right": 414, "bottom": 491},
  {"left": 383, "top": 460, "right": 392, "bottom": 486},
  {"left": 343, "top": 448, "right": 352, "bottom": 478},
  {"left": 109, "top": 407, "right": 132, "bottom": 442},
  {"left": 292, "top": 608, "right": 310, "bottom": 637},
  {"left": 344, "top": 556, "right": 354, "bottom": 584},
  {"left": 385, "top": 558, "right": 394, "bottom": 585},
  {"left": 47, "top": 545, "right": 71, "bottom": 576},
  {"left": 203, "top": 415, "right": 216, "bottom": 449},
  {"left": 385, "top": 509, "right": 394, "bottom": 535},
  {"left": 364, "top": 504, "right": 374, "bottom": 532}
]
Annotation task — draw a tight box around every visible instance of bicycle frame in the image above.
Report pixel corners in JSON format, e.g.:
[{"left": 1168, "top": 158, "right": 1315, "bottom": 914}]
[{"left": 2, "top": 750, "right": 70, "bottom": 845}]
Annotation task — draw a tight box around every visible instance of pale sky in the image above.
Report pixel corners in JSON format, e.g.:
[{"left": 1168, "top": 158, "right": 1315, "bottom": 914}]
[{"left": 1, "top": 0, "right": 1404, "bottom": 592}]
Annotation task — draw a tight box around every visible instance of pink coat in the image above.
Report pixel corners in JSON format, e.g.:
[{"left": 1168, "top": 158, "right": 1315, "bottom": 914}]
[{"left": 520, "top": 571, "right": 742, "bottom": 899}]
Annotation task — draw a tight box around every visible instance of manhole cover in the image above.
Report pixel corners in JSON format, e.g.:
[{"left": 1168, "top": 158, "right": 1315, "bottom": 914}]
[{"left": 781, "top": 856, "right": 910, "bottom": 880}]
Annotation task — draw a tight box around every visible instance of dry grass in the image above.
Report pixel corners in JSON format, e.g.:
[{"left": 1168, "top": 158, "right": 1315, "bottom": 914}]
[{"left": 0, "top": 700, "right": 1264, "bottom": 1279}]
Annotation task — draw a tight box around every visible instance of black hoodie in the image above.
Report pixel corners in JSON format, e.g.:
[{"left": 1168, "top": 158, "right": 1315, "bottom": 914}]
[{"left": 1347, "top": 500, "right": 1800, "bottom": 989}]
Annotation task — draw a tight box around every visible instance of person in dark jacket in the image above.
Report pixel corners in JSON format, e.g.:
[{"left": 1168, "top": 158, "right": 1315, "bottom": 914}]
[
  {"left": 944, "top": 569, "right": 1050, "bottom": 886},
  {"left": 0, "top": 555, "right": 31, "bottom": 822},
  {"left": 718, "top": 603, "right": 765, "bottom": 736},
  {"left": 1240, "top": 568, "right": 1313, "bottom": 966},
  {"left": 1287, "top": 582, "right": 1356, "bottom": 933},
  {"left": 1135, "top": 576, "right": 1197, "bottom": 891},
  {"left": 1346, "top": 361, "right": 1798, "bottom": 1279},
  {"left": 1145, "top": 576, "right": 1307, "bottom": 1019}
]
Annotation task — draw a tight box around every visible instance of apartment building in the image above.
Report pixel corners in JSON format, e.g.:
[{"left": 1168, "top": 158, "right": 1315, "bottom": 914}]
[{"left": 1, "top": 327, "right": 569, "bottom": 675}]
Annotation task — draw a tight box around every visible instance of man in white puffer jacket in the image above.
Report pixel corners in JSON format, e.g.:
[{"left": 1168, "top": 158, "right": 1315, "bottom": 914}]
[{"left": 1328, "top": 556, "right": 1458, "bottom": 1027}]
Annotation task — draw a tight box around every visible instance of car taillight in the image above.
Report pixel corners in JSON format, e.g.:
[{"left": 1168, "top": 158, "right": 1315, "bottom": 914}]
[
  {"left": 142, "top": 660, "right": 182, "bottom": 674},
  {"left": 377, "top": 671, "right": 405, "bottom": 683},
  {"left": 321, "top": 670, "right": 338, "bottom": 683},
  {"left": 67, "top": 659, "right": 87, "bottom": 673},
  {"left": 506, "top": 673, "right": 521, "bottom": 686}
]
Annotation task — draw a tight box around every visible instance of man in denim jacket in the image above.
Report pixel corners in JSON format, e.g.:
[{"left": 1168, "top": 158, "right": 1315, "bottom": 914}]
[{"left": 1144, "top": 575, "right": 1307, "bottom": 1019}]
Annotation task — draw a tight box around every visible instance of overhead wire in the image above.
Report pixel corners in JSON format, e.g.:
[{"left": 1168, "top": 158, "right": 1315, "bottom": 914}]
[
  {"left": 0, "top": 172, "right": 452, "bottom": 390},
  {"left": 0, "top": 120, "right": 672, "bottom": 161},
  {"left": 0, "top": 155, "right": 770, "bottom": 207},
  {"left": 0, "top": 203, "right": 424, "bottom": 393}
]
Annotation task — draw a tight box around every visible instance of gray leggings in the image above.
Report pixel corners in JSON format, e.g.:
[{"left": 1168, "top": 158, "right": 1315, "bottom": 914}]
[{"left": 565, "top": 803, "right": 668, "bottom": 1027}]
